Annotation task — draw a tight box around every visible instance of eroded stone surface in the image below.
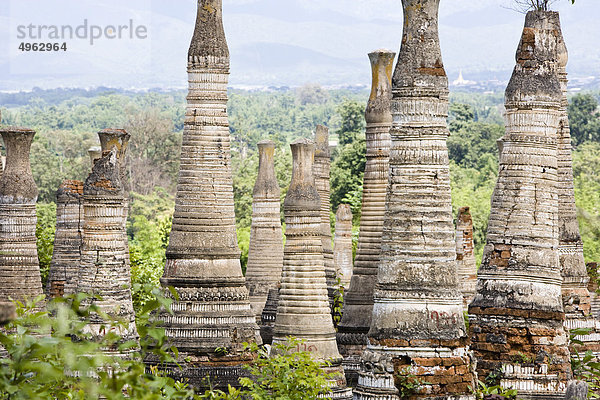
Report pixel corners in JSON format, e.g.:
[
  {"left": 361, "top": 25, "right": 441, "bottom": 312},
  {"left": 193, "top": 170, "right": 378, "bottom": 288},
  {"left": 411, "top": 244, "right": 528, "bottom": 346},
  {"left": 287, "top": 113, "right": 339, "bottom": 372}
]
[
  {"left": 337, "top": 50, "right": 394, "bottom": 388},
  {"left": 48, "top": 180, "right": 83, "bottom": 298},
  {"left": 153, "top": 0, "right": 260, "bottom": 389},
  {"left": 273, "top": 138, "right": 352, "bottom": 400},
  {"left": 334, "top": 204, "right": 353, "bottom": 288},
  {"left": 354, "top": 2, "right": 474, "bottom": 399},
  {"left": 245, "top": 140, "right": 284, "bottom": 320},
  {"left": 456, "top": 206, "right": 477, "bottom": 309},
  {"left": 0, "top": 127, "right": 43, "bottom": 309},
  {"left": 77, "top": 148, "right": 139, "bottom": 352},
  {"left": 469, "top": 11, "right": 572, "bottom": 400}
]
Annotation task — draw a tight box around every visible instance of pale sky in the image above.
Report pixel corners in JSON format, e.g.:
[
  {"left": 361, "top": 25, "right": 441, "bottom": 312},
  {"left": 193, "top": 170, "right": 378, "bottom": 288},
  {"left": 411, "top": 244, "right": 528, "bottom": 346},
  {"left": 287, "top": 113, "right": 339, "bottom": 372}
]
[{"left": 0, "top": 0, "right": 598, "bottom": 90}]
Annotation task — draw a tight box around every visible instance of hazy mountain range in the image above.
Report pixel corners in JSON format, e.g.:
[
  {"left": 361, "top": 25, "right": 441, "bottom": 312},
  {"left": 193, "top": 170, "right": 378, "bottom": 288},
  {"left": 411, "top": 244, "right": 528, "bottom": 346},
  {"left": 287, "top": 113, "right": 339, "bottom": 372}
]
[{"left": 0, "top": 0, "right": 598, "bottom": 91}]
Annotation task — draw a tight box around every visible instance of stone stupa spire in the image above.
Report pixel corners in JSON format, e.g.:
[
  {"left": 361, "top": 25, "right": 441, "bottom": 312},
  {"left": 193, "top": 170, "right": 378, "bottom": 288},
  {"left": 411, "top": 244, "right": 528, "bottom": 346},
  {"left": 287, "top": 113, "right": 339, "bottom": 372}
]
[
  {"left": 0, "top": 127, "right": 43, "bottom": 311},
  {"left": 154, "top": 0, "right": 260, "bottom": 389},
  {"left": 273, "top": 138, "right": 353, "bottom": 400},
  {"left": 469, "top": 11, "right": 572, "bottom": 399},
  {"left": 354, "top": 1, "right": 474, "bottom": 399},
  {"left": 336, "top": 49, "right": 394, "bottom": 387},
  {"left": 334, "top": 204, "right": 353, "bottom": 288},
  {"left": 47, "top": 180, "right": 84, "bottom": 298},
  {"left": 245, "top": 139, "right": 284, "bottom": 318},
  {"left": 554, "top": 16, "right": 600, "bottom": 354},
  {"left": 456, "top": 206, "right": 477, "bottom": 308},
  {"left": 314, "top": 124, "right": 337, "bottom": 309},
  {"left": 77, "top": 147, "right": 139, "bottom": 350}
]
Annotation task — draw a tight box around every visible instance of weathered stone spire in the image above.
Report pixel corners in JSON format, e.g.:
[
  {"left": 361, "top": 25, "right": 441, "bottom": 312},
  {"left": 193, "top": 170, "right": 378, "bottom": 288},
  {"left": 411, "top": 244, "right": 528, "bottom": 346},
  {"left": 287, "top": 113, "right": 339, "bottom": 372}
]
[
  {"left": 334, "top": 204, "right": 353, "bottom": 288},
  {"left": 469, "top": 11, "right": 571, "bottom": 399},
  {"left": 456, "top": 206, "right": 477, "bottom": 308},
  {"left": 273, "top": 138, "right": 353, "bottom": 400},
  {"left": 98, "top": 129, "right": 130, "bottom": 193},
  {"left": 314, "top": 124, "right": 337, "bottom": 308},
  {"left": 77, "top": 148, "right": 139, "bottom": 349},
  {"left": 47, "top": 180, "right": 83, "bottom": 298},
  {"left": 155, "top": 0, "right": 260, "bottom": 389},
  {"left": 0, "top": 128, "right": 43, "bottom": 309},
  {"left": 354, "top": 1, "right": 474, "bottom": 399},
  {"left": 88, "top": 146, "right": 102, "bottom": 168},
  {"left": 554, "top": 15, "right": 599, "bottom": 353},
  {"left": 337, "top": 49, "right": 394, "bottom": 387},
  {"left": 245, "top": 140, "right": 284, "bottom": 318}
]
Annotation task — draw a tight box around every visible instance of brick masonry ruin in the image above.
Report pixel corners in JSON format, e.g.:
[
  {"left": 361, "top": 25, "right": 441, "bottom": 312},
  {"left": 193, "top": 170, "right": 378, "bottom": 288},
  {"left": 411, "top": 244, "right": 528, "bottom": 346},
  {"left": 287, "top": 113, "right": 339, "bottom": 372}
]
[
  {"left": 456, "top": 206, "right": 477, "bottom": 309},
  {"left": 336, "top": 49, "right": 395, "bottom": 388},
  {"left": 334, "top": 204, "right": 353, "bottom": 288},
  {"left": 354, "top": 1, "right": 474, "bottom": 399},
  {"left": 468, "top": 11, "right": 573, "bottom": 399},
  {"left": 272, "top": 138, "right": 353, "bottom": 400},
  {"left": 152, "top": 0, "right": 260, "bottom": 390}
]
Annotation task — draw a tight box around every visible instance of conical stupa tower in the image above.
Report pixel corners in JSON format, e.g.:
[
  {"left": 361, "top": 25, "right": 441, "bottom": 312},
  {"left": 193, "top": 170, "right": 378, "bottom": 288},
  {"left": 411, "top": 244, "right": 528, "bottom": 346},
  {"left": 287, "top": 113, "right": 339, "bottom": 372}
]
[
  {"left": 337, "top": 50, "right": 394, "bottom": 387},
  {"left": 314, "top": 125, "right": 337, "bottom": 309},
  {"left": 154, "top": 0, "right": 260, "bottom": 389},
  {"left": 469, "top": 11, "right": 572, "bottom": 399},
  {"left": 0, "top": 128, "right": 43, "bottom": 311},
  {"left": 273, "top": 138, "right": 353, "bottom": 400},
  {"left": 456, "top": 206, "right": 477, "bottom": 309},
  {"left": 245, "top": 140, "right": 284, "bottom": 319},
  {"left": 47, "top": 180, "right": 83, "bottom": 298},
  {"left": 354, "top": 1, "right": 474, "bottom": 399},
  {"left": 554, "top": 17, "right": 600, "bottom": 355},
  {"left": 77, "top": 147, "right": 139, "bottom": 351},
  {"left": 334, "top": 204, "right": 353, "bottom": 288}
]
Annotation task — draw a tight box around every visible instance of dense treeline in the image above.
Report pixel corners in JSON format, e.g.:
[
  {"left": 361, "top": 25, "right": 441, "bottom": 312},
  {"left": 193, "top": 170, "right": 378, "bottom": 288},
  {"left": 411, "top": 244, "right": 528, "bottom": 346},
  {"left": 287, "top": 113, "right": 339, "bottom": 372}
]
[{"left": 1, "top": 87, "right": 600, "bottom": 309}]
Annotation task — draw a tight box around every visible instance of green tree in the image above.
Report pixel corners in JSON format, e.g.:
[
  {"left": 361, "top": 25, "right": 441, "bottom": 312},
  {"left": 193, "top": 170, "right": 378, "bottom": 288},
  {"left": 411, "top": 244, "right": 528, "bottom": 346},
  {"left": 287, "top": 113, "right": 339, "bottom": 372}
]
[
  {"left": 335, "top": 100, "right": 365, "bottom": 146},
  {"left": 36, "top": 203, "right": 56, "bottom": 287},
  {"left": 569, "top": 93, "right": 600, "bottom": 147}
]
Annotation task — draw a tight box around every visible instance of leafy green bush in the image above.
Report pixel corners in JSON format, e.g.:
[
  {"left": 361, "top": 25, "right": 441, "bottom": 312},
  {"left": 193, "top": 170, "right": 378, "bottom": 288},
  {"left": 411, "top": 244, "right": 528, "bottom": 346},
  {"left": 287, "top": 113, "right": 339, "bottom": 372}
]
[
  {"left": 0, "top": 290, "right": 194, "bottom": 400},
  {"left": 35, "top": 202, "right": 56, "bottom": 287},
  {"left": 570, "top": 327, "right": 600, "bottom": 398}
]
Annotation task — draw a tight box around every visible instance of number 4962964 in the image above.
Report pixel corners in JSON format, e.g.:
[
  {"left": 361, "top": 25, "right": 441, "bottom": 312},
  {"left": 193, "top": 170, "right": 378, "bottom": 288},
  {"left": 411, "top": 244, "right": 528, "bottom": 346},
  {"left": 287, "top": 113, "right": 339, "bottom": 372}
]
[{"left": 18, "top": 42, "right": 67, "bottom": 52}]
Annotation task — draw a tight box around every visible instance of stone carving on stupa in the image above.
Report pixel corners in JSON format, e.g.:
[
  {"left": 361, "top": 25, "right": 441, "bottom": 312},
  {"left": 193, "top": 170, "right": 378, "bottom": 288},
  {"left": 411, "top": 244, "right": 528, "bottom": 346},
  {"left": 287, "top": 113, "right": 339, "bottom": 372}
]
[
  {"left": 336, "top": 49, "right": 394, "bottom": 387},
  {"left": 272, "top": 138, "right": 353, "bottom": 400},
  {"left": 47, "top": 180, "right": 83, "bottom": 298},
  {"left": 456, "top": 206, "right": 477, "bottom": 309},
  {"left": 468, "top": 11, "right": 572, "bottom": 399},
  {"left": 151, "top": 0, "right": 260, "bottom": 389},
  {"left": 353, "top": 1, "right": 475, "bottom": 398},
  {"left": 245, "top": 140, "right": 284, "bottom": 319},
  {"left": 0, "top": 127, "right": 44, "bottom": 315}
]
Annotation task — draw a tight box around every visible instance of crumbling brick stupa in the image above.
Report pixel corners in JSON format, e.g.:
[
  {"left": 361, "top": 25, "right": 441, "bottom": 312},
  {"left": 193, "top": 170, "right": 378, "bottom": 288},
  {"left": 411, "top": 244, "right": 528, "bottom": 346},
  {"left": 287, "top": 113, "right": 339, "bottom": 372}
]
[
  {"left": 468, "top": 11, "right": 572, "bottom": 399},
  {"left": 456, "top": 206, "right": 477, "bottom": 309},
  {"left": 76, "top": 147, "right": 139, "bottom": 352},
  {"left": 334, "top": 204, "right": 353, "bottom": 288},
  {"left": 336, "top": 49, "right": 394, "bottom": 387},
  {"left": 47, "top": 180, "right": 83, "bottom": 298},
  {"left": 272, "top": 138, "right": 353, "bottom": 400},
  {"left": 245, "top": 140, "right": 284, "bottom": 319},
  {"left": 152, "top": 0, "right": 260, "bottom": 389},
  {"left": 314, "top": 124, "right": 338, "bottom": 310},
  {"left": 354, "top": 1, "right": 474, "bottom": 399},
  {"left": 88, "top": 146, "right": 102, "bottom": 167},
  {"left": 0, "top": 127, "right": 44, "bottom": 315},
  {"left": 554, "top": 19, "right": 600, "bottom": 355}
]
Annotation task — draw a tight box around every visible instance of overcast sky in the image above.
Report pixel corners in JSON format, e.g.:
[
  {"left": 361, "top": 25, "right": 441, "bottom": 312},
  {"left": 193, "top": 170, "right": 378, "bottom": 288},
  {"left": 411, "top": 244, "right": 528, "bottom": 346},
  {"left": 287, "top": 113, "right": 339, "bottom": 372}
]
[{"left": 0, "top": 0, "right": 598, "bottom": 90}]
